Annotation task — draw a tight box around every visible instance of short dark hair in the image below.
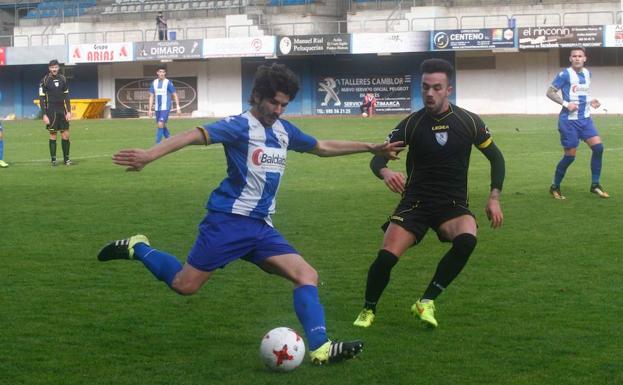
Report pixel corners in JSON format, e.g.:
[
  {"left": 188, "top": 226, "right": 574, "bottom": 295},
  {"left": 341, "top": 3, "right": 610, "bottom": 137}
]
[
  {"left": 569, "top": 46, "right": 586, "bottom": 55},
  {"left": 157, "top": 65, "right": 167, "bottom": 72},
  {"left": 249, "top": 63, "right": 300, "bottom": 106},
  {"left": 420, "top": 58, "right": 454, "bottom": 82},
  {"left": 49, "top": 59, "right": 60, "bottom": 66}
]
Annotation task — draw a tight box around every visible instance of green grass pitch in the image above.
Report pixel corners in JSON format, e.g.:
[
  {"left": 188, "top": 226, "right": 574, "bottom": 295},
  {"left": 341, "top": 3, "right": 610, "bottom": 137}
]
[{"left": 1, "top": 114, "right": 621, "bottom": 385}]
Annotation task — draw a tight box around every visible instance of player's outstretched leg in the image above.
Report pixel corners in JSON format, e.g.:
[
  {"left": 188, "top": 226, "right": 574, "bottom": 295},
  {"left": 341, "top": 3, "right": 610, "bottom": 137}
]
[
  {"left": 412, "top": 233, "right": 477, "bottom": 328},
  {"left": 97, "top": 234, "right": 183, "bottom": 289},
  {"left": 309, "top": 340, "right": 364, "bottom": 366},
  {"left": 353, "top": 249, "right": 399, "bottom": 328},
  {"left": 292, "top": 285, "right": 364, "bottom": 365}
]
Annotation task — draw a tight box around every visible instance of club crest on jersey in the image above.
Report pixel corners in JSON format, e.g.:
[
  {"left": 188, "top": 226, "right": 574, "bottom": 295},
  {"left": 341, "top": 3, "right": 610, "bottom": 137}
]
[
  {"left": 435, "top": 132, "right": 448, "bottom": 146},
  {"left": 53, "top": 80, "right": 60, "bottom": 87}
]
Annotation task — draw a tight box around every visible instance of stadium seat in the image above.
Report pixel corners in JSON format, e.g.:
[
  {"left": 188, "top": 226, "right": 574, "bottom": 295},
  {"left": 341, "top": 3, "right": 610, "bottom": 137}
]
[{"left": 199, "top": 1, "right": 208, "bottom": 7}]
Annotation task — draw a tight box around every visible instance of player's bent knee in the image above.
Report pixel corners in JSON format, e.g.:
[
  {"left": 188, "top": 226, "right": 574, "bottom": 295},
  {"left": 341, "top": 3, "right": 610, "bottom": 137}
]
[
  {"left": 591, "top": 143, "right": 604, "bottom": 154},
  {"left": 293, "top": 265, "right": 318, "bottom": 286},
  {"left": 453, "top": 233, "right": 477, "bottom": 257}
]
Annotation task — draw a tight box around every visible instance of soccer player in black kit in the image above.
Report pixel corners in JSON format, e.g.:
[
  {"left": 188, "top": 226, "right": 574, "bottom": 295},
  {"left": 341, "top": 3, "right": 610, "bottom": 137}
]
[
  {"left": 39, "top": 59, "right": 72, "bottom": 166},
  {"left": 353, "top": 58, "right": 505, "bottom": 329}
]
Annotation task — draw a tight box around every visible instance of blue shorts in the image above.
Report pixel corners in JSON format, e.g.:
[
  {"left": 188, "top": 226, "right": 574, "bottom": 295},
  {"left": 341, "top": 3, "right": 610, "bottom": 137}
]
[
  {"left": 155, "top": 110, "right": 170, "bottom": 123},
  {"left": 558, "top": 118, "right": 599, "bottom": 148},
  {"left": 187, "top": 211, "right": 299, "bottom": 272}
]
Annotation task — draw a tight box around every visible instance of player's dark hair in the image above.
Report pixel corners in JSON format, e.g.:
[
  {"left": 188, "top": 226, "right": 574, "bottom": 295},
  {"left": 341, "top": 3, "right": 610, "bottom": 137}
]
[
  {"left": 420, "top": 58, "right": 454, "bottom": 82},
  {"left": 569, "top": 46, "right": 586, "bottom": 55},
  {"left": 157, "top": 65, "right": 167, "bottom": 72},
  {"left": 49, "top": 59, "right": 60, "bottom": 66},
  {"left": 249, "top": 63, "right": 300, "bottom": 106}
]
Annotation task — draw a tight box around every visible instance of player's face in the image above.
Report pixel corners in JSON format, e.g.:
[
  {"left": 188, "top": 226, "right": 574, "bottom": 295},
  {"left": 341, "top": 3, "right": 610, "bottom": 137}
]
[
  {"left": 569, "top": 49, "right": 587, "bottom": 70},
  {"left": 254, "top": 91, "right": 290, "bottom": 127},
  {"left": 156, "top": 69, "right": 166, "bottom": 79},
  {"left": 49, "top": 64, "right": 59, "bottom": 76},
  {"left": 421, "top": 72, "right": 452, "bottom": 115}
]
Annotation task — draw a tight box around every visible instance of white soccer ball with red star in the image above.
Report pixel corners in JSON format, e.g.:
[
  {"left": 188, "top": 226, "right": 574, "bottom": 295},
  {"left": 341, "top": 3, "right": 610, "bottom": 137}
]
[{"left": 260, "top": 327, "right": 305, "bottom": 372}]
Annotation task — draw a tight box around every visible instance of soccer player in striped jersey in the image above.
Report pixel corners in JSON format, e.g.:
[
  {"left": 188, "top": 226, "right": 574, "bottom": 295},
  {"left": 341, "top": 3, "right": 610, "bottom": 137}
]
[
  {"left": 148, "top": 65, "right": 181, "bottom": 143},
  {"left": 97, "top": 63, "right": 404, "bottom": 365},
  {"left": 0, "top": 121, "right": 7, "bottom": 168},
  {"left": 0, "top": 89, "right": 6, "bottom": 168},
  {"left": 546, "top": 47, "right": 608, "bottom": 199}
]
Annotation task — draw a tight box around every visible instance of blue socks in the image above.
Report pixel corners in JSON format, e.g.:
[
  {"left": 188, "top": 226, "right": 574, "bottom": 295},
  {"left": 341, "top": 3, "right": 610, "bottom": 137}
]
[
  {"left": 293, "top": 285, "right": 328, "bottom": 351},
  {"left": 553, "top": 155, "right": 575, "bottom": 186},
  {"left": 0, "top": 139, "right": 4, "bottom": 160},
  {"left": 155, "top": 127, "right": 171, "bottom": 143},
  {"left": 133, "top": 242, "right": 182, "bottom": 288},
  {"left": 590, "top": 143, "right": 604, "bottom": 184}
]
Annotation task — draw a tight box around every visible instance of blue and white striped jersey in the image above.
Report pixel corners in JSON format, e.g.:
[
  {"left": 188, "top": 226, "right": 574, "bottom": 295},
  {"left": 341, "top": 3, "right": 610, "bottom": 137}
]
[
  {"left": 201, "top": 111, "right": 318, "bottom": 225},
  {"left": 149, "top": 78, "right": 176, "bottom": 112},
  {"left": 552, "top": 67, "right": 592, "bottom": 120}
]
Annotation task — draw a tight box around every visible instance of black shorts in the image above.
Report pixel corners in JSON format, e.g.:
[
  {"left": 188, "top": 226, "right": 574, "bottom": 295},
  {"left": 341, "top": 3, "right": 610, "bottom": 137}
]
[
  {"left": 46, "top": 112, "right": 69, "bottom": 132},
  {"left": 382, "top": 199, "right": 475, "bottom": 244}
]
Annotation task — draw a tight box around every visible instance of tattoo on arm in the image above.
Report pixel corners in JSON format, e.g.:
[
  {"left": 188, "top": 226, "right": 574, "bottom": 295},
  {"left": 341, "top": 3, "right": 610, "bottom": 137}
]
[{"left": 546, "top": 86, "right": 564, "bottom": 105}]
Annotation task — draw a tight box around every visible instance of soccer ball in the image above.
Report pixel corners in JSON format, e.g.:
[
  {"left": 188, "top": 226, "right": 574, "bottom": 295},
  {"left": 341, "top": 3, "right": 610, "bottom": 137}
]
[
  {"left": 260, "top": 327, "right": 305, "bottom": 372},
  {"left": 361, "top": 112, "right": 368, "bottom": 118}
]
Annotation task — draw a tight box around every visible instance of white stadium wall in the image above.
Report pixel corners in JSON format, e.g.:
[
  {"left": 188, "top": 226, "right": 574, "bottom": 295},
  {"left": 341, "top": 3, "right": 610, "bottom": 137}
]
[
  {"left": 456, "top": 49, "right": 623, "bottom": 115},
  {"left": 97, "top": 58, "right": 242, "bottom": 117}
]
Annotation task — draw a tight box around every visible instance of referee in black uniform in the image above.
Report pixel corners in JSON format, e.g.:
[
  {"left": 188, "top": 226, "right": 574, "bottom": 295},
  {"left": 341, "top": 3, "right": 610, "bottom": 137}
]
[
  {"left": 39, "top": 59, "right": 72, "bottom": 166},
  {"left": 353, "top": 58, "right": 505, "bottom": 329}
]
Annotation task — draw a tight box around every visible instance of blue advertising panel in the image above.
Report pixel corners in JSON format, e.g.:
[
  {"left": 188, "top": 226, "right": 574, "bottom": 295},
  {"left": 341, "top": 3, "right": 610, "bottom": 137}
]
[
  {"left": 315, "top": 74, "right": 412, "bottom": 115},
  {"left": 431, "top": 28, "right": 516, "bottom": 51}
]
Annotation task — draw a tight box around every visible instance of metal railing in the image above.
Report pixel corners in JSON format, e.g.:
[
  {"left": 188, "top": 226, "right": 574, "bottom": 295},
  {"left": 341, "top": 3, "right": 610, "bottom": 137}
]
[{"left": 4, "top": 8, "right": 622, "bottom": 47}]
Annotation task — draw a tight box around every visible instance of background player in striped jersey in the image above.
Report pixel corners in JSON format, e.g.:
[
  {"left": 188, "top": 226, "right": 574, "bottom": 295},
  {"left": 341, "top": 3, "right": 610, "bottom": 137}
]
[
  {"left": 148, "top": 65, "right": 181, "bottom": 143},
  {"left": 97, "top": 63, "right": 404, "bottom": 365},
  {"left": 546, "top": 47, "right": 608, "bottom": 199},
  {"left": 0, "top": 90, "right": 7, "bottom": 168}
]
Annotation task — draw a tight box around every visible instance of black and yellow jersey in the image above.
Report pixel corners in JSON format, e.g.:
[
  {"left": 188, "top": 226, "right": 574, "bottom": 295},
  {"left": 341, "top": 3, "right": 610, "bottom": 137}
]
[
  {"left": 385, "top": 103, "right": 493, "bottom": 203},
  {"left": 39, "top": 73, "right": 70, "bottom": 114}
]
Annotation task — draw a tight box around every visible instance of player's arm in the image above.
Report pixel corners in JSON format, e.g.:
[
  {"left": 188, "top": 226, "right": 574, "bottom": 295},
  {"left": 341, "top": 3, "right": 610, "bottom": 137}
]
[
  {"left": 113, "top": 127, "right": 210, "bottom": 171},
  {"left": 369, "top": 114, "right": 413, "bottom": 193},
  {"left": 309, "top": 140, "right": 404, "bottom": 159},
  {"left": 370, "top": 155, "right": 405, "bottom": 194},
  {"left": 173, "top": 92, "right": 181, "bottom": 115},
  {"left": 148, "top": 93, "right": 154, "bottom": 117},
  {"left": 479, "top": 142, "right": 505, "bottom": 229},
  {"left": 63, "top": 77, "right": 71, "bottom": 121},
  {"left": 39, "top": 79, "right": 49, "bottom": 124}
]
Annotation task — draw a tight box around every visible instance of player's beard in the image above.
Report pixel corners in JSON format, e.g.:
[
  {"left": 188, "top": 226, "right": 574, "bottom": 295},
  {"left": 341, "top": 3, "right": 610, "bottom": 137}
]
[{"left": 255, "top": 104, "right": 279, "bottom": 127}]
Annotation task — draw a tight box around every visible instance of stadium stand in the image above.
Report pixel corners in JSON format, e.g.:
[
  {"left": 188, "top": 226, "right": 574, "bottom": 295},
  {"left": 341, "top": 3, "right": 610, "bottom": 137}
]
[
  {"left": 24, "top": 0, "right": 97, "bottom": 19},
  {"left": 2, "top": 0, "right": 621, "bottom": 46}
]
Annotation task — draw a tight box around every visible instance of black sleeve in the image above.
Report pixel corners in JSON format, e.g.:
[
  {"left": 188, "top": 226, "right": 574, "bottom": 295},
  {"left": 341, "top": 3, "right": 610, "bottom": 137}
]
[
  {"left": 38, "top": 77, "right": 47, "bottom": 113},
  {"left": 62, "top": 76, "right": 71, "bottom": 113},
  {"left": 370, "top": 155, "right": 390, "bottom": 180},
  {"left": 479, "top": 142, "right": 505, "bottom": 191},
  {"left": 369, "top": 114, "right": 413, "bottom": 179}
]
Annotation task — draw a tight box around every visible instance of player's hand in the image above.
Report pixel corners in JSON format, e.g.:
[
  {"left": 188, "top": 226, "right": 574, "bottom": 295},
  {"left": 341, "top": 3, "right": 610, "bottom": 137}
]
[
  {"left": 65, "top": 112, "right": 71, "bottom": 121},
  {"left": 380, "top": 168, "right": 405, "bottom": 194},
  {"left": 590, "top": 99, "right": 601, "bottom": 109},
  {"left": 176, "top": 107, "right": 181, "bottom": 116},
  {"left": 567, "top": 102, "right": 578, "bottom": 112},
  {"left": 43, "top": 115, "right": 50, "bottom": 125},
  {"left": 485, "top": 198, "right": 503, "bottom": 229},
  {"left": 112, "top": 149, "right": 153, "bottom": 171},
  {"left": 371, "top": 141, "right": 405, "bottom": 160}
]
